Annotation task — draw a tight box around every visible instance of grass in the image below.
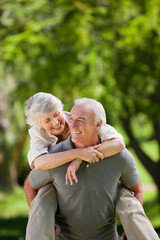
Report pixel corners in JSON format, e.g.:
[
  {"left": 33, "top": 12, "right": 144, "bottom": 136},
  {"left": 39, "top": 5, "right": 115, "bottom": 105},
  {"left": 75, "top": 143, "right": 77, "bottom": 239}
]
[
  {"left": 0, "top": 187, "right": 28, "bottom": 240},
  {"left": 0, "top": 187, "right": 29, "bottom": 218},
  {"left": 0, "top": 217, "right": 28, "bottom": 240},
  {"left": 0, "top": 185, "right": 160, "bottom": 240}
]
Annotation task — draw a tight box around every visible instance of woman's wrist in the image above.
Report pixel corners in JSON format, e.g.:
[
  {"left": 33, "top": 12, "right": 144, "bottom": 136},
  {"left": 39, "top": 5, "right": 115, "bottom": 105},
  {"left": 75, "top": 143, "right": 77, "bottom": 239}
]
[{"left": 73, "top": 148, "right": 82, "bottom": 159}]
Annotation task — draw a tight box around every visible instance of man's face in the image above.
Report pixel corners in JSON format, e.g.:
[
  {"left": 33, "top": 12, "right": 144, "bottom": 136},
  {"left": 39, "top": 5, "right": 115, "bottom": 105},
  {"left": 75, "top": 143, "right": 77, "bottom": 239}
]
[
  {"left": 38, "top": 108, "right": 66, "bottom": 136},
  {"left": 69, "top": 104, "right": 100, "bottom": 148}
]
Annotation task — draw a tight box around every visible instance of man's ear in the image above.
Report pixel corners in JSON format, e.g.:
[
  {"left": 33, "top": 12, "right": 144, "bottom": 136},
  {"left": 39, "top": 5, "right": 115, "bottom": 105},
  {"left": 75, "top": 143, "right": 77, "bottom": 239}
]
[{"left": 96, "top": 120, "right": 102, "bottom": 130}]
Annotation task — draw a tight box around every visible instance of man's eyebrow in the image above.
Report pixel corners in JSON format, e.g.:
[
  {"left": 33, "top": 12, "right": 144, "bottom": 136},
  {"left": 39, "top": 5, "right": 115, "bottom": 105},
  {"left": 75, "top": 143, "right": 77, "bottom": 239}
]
[
  {"left": 69, "top": 115, "right": 86, "bottom": 121},
  {"left": 77, "top": 117, "right": 86, "bottom": 120}
]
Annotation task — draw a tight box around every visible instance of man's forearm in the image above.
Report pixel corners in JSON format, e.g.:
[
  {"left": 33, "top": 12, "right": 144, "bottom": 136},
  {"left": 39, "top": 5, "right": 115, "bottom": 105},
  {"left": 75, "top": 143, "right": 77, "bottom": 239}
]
[{"left": 24, "top": 176, "right": 38, "bottom": 206}]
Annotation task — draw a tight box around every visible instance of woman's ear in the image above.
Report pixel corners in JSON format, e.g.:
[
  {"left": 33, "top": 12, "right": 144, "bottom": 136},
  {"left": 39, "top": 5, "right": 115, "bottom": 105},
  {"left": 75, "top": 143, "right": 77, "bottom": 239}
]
[{"left": 96, "top": 120, "right": 102, "bottom": 130}]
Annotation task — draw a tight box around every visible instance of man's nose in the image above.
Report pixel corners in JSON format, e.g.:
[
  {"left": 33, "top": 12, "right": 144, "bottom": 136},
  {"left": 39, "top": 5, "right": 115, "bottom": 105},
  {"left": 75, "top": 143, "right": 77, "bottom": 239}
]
[{"left": 70, "top": 120, "right": 78, "bottom": 128}]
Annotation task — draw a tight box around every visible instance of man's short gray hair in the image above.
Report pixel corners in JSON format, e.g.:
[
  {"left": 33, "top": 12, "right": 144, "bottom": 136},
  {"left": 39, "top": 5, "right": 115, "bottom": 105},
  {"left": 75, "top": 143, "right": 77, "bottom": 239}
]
[
  {"left": 73, "top": 97, "right": 107, "bottom": 127},
  {"left": 25, "top": 92, "right": 63, "bottom": 126}
]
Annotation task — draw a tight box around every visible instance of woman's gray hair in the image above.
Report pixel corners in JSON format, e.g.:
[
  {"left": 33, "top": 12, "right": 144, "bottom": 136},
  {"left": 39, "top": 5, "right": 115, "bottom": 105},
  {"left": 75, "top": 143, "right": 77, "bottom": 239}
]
[
  {"left": 73, "top": 97, "right": 107, "bottom": 126},
  {"left": 25, "top": 92, "right": 63, "bottom": 126}
]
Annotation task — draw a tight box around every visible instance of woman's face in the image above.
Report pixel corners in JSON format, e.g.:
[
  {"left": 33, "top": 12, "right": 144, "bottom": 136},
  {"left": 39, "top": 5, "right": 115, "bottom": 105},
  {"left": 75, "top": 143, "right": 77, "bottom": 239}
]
[{"left": 38, "top": 109, "right": 66, "bottom": 136}]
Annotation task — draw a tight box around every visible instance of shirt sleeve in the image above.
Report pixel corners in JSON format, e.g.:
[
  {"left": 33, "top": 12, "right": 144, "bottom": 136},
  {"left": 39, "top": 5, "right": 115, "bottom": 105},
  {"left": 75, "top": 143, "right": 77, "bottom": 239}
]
[
  {"left": 29, "top": 139, "right": 72, "bottom": 189},
  {"left": 27, "top": 127, "right": 57, "bottom": 168},
  {"left": 98, "top": 124, "right": 124, "bottom": 142},
  {"left": 120, "top": 149, "right": 140, "bottom": 187},
  {"left": 29, "top": 169, "right": 53, "bottom": 189}
]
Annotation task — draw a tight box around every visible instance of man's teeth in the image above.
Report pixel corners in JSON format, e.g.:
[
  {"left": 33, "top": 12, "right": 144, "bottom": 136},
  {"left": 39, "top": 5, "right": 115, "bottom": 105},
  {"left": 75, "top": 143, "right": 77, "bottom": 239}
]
[{"left": 73, "top": 131, "right": 80, "bottom": 134}]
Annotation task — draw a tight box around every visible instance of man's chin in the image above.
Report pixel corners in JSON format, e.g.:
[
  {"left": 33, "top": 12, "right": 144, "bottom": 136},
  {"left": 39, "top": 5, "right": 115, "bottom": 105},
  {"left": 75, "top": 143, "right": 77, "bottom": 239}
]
[
  {"left": 71, "top": 136, "right": 77, "bottom": 142},
  {"left": 71, "top": 136, "right": 80, "bottom": 144},
  {"left": 71, "top": 136, "right": 85, "bottom": 148}
]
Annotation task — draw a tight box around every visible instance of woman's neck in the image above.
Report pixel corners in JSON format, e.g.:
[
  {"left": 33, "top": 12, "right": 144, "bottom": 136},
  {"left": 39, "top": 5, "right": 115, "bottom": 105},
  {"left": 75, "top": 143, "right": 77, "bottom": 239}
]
[{"left": 57, "top": 122, "right": 70, "bottom": 143}]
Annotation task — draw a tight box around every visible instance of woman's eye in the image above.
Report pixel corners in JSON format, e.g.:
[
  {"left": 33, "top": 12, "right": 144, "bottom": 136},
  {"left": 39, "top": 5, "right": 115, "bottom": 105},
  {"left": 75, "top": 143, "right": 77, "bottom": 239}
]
[
  {"left": 54, "top": 112, "right": 59, "bottom": 117},
  {"left": 45, "top": 119, "right": 50, "bottom": 123}
]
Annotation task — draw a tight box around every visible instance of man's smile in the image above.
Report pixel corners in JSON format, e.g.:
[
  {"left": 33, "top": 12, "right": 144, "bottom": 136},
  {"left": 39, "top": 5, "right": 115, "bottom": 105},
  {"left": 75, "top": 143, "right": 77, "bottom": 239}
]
[{"left": 72, "top": 131, "right": 81, "bottom": 134}]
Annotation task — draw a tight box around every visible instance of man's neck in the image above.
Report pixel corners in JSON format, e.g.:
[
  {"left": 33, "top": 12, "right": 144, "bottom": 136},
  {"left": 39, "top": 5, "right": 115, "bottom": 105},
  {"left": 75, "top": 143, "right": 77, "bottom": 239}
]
[{"left": 73, "top": 138, "right": 100, "bottom": 148}]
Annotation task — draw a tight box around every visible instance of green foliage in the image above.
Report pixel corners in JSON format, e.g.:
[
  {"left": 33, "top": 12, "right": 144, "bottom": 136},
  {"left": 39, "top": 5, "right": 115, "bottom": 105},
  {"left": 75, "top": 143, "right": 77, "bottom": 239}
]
[
  {"left": 143, "top": 191, "right": 160, "bottom": 228},
  {"left": 0, "top": 0, "right": 160, "bottom": 191}
]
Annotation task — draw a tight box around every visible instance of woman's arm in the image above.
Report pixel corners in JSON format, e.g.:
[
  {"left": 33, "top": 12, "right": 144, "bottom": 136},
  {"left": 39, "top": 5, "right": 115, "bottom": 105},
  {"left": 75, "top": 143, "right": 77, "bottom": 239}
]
[
  {"left": 65, "top": 138, "right": 125, "bottom": 185},
  {"left": 96, "top": 138, "right": 125, "bottom": 158},
  {"left": 33, "top": 138, "right": 124, "bottom": 170},
  {"left": 33, "top": 146, "right": 103, "bottom": 170}
]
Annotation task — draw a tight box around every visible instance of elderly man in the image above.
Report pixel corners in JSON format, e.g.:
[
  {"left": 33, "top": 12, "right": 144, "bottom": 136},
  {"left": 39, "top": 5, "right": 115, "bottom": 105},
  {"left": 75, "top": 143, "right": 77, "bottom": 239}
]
[{"left": 26, "top": 98, "right": 159, "bottom": 240}]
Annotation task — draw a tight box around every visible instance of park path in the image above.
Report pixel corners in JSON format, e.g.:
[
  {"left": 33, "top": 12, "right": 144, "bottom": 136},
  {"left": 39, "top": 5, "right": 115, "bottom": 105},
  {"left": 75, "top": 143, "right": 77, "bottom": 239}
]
[{"left": 142, "top": 183, "right": 157, "bottom": 192}]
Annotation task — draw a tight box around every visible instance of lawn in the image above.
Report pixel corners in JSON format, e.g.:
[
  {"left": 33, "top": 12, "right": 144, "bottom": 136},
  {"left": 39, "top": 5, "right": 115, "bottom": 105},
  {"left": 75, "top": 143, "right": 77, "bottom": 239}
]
[{"left": 0, "top": 187, "right": 28, "bottom": 240}]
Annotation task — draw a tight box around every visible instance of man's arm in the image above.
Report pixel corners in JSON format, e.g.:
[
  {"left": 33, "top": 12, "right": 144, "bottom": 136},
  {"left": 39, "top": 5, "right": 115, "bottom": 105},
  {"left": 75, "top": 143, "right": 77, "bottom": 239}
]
[
  {"left": 24, "top": 176, "right": 38, "bottom": 206},
  {"left": 127, "top": 179, "right": 143, "bottom": 205}
]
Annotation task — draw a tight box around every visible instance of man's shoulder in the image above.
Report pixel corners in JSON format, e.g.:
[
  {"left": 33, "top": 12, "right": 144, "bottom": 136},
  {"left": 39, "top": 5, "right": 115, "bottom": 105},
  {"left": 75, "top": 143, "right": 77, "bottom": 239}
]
[
  {"left": 114, "top": 148, "right": 135, "bottom": 169},
  {"left": 118, "top": 148, "right": 133, "bottom": 157},
  {"left": 48, "top": 136, "right": 73, "bottom": 153},
  {"left": 104, "top": 148, "right": 134, "bottom": 162}
]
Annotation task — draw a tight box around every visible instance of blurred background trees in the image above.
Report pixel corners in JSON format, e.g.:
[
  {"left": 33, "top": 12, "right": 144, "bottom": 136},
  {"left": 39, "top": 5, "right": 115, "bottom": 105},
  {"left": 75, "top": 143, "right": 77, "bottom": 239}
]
[{"left": 0, "top": 0, "right": 160, "bottom": 197}]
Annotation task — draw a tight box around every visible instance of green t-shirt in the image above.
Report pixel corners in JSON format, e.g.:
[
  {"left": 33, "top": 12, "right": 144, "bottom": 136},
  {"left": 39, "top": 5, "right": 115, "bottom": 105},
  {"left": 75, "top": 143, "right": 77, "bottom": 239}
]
[{"left": 29, "top": 137, "right": 139, "bottom": 240}]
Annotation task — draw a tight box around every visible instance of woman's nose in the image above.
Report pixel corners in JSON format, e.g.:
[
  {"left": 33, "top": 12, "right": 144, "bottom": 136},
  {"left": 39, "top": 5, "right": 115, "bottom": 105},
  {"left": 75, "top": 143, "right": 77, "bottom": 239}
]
[{"left": 52, "top": 118, "right": 58, "bottom": 126}]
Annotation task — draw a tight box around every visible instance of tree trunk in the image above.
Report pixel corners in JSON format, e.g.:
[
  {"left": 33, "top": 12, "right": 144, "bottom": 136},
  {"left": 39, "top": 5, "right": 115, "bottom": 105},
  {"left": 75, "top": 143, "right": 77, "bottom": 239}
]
[
  {"left": 121, "top": 117, "right": 160, "bottom": 198},
  {"left": 10, "top": 126, "right": 29, "bottom": 187},
  {"left": 0, "top": 143, "right": 12, "bottom": 191}
]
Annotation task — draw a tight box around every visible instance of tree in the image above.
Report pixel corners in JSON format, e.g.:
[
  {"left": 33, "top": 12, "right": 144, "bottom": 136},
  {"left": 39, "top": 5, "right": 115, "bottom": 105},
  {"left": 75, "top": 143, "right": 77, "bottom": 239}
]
[
  {"left": 109, "top": 0, "right": 160, "bottom": 194},
  {"left": 0, "top": 0, "right": 159, "bottom": 196}
]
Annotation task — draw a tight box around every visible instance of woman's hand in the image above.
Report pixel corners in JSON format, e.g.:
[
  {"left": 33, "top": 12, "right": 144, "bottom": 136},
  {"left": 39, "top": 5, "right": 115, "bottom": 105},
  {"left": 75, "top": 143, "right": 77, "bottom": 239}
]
[
  {"left": 55, "top": 224, "right": 61, "bottom": 238},
  {"left": 76, "top": 145, "right": 104, "bottom": 163},
  {"left": 65, "top": 159, "right": 82, "bottom": 185},
  {"left": 65, "top": 145, "right": 104, "bottom": 185}
]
